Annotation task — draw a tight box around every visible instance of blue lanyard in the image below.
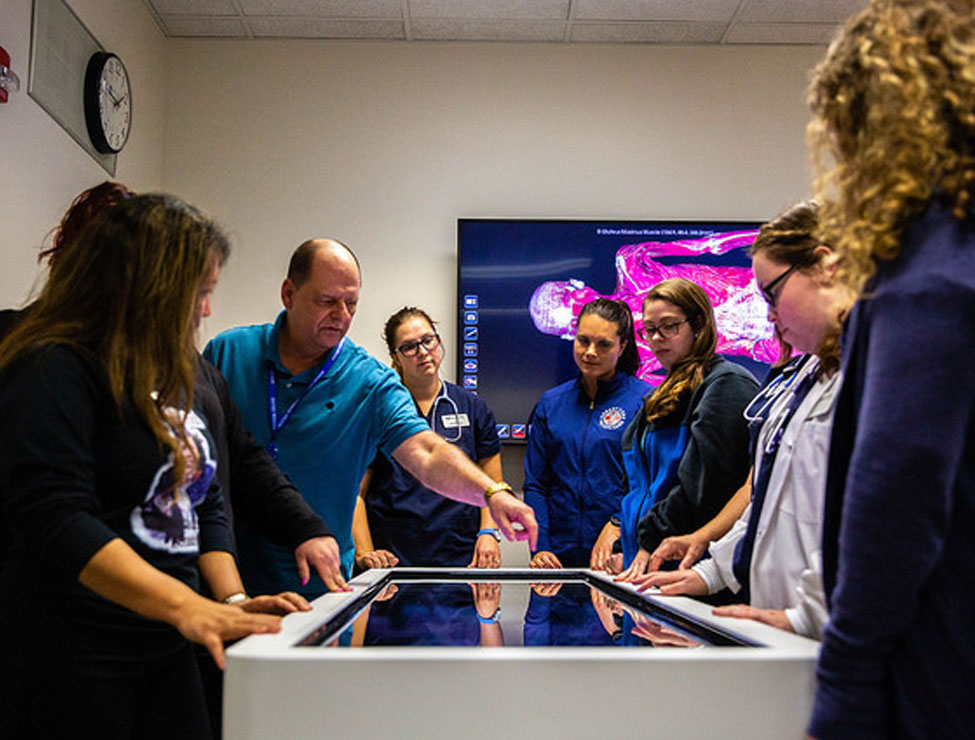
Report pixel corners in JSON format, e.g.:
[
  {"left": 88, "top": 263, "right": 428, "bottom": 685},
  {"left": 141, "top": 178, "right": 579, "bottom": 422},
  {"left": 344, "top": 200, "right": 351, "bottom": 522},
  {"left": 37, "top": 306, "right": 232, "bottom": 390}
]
[{"left": 266, "top": 338, "right": 345, "bottom": 459}]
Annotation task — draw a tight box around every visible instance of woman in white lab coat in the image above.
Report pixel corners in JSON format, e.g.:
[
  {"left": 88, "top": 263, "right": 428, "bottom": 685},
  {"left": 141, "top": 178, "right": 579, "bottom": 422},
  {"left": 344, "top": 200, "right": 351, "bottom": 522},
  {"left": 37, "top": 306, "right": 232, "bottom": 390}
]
[{"left": 631, "top": 201, "right": 853, "bottom": 639}]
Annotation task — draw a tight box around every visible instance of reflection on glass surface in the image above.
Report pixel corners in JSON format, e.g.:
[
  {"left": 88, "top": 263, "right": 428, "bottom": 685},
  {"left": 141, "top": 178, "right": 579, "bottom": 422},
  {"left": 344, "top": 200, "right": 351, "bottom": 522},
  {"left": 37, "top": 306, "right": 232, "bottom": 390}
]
[{"left": 325, "top": 581, "right": 717, "bottom": 649}]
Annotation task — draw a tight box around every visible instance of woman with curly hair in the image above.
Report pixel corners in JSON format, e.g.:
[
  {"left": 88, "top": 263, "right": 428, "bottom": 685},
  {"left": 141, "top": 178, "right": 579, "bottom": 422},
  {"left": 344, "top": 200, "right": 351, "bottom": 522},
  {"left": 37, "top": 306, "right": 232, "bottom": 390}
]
[
  {"left": 806, "top": 1, "right": 975, "bottom": 737},
  {"left": 614, "top": 278, "right": 758, "bottom": 581}
]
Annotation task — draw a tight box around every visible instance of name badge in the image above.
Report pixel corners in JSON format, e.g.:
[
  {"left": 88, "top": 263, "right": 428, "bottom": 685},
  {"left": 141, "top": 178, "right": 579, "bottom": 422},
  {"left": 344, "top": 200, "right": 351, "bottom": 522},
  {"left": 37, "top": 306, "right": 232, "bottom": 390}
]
[{"left": 441, "top": 413, "right": 470, "bottom": 429}]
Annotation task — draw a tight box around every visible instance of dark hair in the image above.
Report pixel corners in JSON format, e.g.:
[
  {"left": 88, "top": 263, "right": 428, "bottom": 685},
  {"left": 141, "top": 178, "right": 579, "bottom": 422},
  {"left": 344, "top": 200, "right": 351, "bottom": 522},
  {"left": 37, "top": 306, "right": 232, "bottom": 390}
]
[
  {"left": 577, "top": 298, "right": 640, "bottom": 376},
  {"left": 39, "top": 181, "right": 132, "bottom": 267},
  {"left": 640, "top": 278, "right": 717, "bottom": 424},
  {"left": 287, "top": 238, "right": 361, "bottom": 288},
  {"left": 752, "top": 200, "right": 842, "bottom": 378},
  {"left": 383, "top": 306, "right": 437, "bottom": 377},
  {"left": 0, "top": 194, "right": 230, "bottom": 483}
]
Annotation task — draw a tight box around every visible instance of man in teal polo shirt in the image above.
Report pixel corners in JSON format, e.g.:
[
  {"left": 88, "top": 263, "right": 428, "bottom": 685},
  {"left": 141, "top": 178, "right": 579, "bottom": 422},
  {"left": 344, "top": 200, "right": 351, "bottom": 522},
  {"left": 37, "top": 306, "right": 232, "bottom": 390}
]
[{"left": 205, "top": 238, "right": 537, "bottom": 596}]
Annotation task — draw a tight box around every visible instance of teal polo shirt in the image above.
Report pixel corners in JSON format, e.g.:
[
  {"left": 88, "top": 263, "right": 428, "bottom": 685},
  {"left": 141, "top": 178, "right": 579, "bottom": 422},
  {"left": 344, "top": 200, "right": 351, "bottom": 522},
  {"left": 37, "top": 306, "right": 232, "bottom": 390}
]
[{"left": 204, "top": 311, "right": 429, "bottom": 596}]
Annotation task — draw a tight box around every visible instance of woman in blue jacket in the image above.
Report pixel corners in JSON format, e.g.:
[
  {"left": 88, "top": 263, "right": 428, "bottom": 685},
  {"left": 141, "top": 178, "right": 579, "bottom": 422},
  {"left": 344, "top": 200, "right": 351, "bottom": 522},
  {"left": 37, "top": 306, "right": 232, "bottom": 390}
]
[
  {"left": 524, "top": 298, "right": 651, "bottom": 569},
  {"left": 615, "top": 278, "right": 758, "bottom": 580}
]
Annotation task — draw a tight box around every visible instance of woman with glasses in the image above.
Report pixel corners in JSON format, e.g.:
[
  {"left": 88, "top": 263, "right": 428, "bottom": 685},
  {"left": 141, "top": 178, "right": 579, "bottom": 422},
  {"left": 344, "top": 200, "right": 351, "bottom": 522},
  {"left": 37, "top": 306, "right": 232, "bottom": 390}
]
[
  {"left": 353, "top": 307, "right": 503, "bottom": 568},
  {"left": 524, "top": 298, "right": 650, "bottom": 569},
  {"left": 630, "top": 202, "right": 853, "bottom": 640},
  {"left": 804, "top": 2, "right": 975, "bottom": 736},
  {"left": 614, "top": 278, "right": 758, "bottom": 581}
]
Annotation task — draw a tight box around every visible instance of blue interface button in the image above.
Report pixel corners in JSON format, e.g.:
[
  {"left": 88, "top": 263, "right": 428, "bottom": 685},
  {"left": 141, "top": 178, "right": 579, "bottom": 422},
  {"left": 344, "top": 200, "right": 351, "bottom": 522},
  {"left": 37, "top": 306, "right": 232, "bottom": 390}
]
[
  {"left": 463, "top": 359, "right": 478, "bottom": 373},
  {"left": 464, "top": 295, "right": 478, "bottom": 309},
  {"left": 496, "top": 424, "right": 510, "bottom": 439},
  {"left": 463, "top": 326, "right": 478, "bottom": 340},
  {"left": 463, "top": 311, "right": 478, "bottom": 325},
  {"left": 463, "top": 375, "right": 478, "bottom": 389},
  {"left": 512, "top": 424, "right": 526, "bottom": 439},
  {"left": 463, "top": 343, "right": 478, "bottom": 357}
]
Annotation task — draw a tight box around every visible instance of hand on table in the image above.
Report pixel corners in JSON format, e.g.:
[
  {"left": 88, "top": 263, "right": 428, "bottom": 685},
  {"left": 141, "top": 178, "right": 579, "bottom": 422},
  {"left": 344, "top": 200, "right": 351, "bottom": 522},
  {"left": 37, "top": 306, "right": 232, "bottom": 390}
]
[
  {"left": 710, "top": 604, "right": 793, "bottom": 632},
  {"left": 295, "top": 536, "right": 350, "bottom": 591},
  {"left": 648, "top": 533, "right": 709, "bottom": 571},
  {"left": 529, "top": 550, "right": 563, "bottom": 569},
  {"left": 355, "top": 549, "right": 399, "bottom": 570},
  {"left": 468, "top": 534, "right": 501, "bottom": 568}
]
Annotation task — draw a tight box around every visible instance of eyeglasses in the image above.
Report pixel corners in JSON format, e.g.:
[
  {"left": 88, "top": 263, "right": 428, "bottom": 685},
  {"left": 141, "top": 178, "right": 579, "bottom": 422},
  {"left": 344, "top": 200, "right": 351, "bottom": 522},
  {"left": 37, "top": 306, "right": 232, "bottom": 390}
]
[
  {"left": 396, "top": 333, "right": 441, "bottom": 357},
  {"left": 760, "top": 263, "right": 801, "bottom": 307},
  {"left": 639, "top": 318, "right": 688, "bottom": 341}
]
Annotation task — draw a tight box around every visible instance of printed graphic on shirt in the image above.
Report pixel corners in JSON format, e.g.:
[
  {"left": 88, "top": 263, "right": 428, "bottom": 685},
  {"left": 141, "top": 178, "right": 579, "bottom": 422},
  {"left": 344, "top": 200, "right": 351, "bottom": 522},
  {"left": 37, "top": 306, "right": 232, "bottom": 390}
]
[
  {"left": 599, "top": 406, "right": 627, "bottom": 430},
  {"left": 130, "top": 408, "right": 217, "bottom": 553}
]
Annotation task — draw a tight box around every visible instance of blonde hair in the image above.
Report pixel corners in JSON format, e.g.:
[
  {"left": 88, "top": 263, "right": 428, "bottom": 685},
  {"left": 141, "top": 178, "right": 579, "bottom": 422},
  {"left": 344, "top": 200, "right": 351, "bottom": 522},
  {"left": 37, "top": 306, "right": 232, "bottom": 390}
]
[
  {"left": 808, "top": 0, "right": 975, "bottom": 296},
  {"left": 641, "top": 278, "right": 717, "bottom": 424}
]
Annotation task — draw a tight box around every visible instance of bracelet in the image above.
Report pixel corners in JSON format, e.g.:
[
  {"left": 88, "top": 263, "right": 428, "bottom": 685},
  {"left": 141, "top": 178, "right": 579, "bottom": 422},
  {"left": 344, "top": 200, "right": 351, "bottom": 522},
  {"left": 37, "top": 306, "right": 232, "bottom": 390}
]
[
  {"left": 222, "top": 592, "right": 248, "bottom": 605},
  {"left": 609, "top": 515, "right": 621, "bottom": 527},
  {"left": 484, "top": 481, "right": 513, "bottom": 502},
  {"left": 477, "top": 608, "right": 501, "bottom": 625},
  {"left": 477, "top": 527, "right": 501, "bottom": 542}
]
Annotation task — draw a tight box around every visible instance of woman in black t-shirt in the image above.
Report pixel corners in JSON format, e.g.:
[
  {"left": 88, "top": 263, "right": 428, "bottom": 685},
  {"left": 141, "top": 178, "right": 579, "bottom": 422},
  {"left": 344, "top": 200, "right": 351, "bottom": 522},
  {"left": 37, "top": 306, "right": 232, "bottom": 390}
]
[{"left": 0, "top": 195, "right": 285, "bottom": 739}]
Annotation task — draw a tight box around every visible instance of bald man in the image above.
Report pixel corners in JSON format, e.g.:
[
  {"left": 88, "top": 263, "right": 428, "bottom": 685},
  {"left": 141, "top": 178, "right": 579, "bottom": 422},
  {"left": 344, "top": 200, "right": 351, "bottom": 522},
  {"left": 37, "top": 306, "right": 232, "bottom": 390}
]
[{"left": 205, "top": 239, "right": 537, "bottom": 596}]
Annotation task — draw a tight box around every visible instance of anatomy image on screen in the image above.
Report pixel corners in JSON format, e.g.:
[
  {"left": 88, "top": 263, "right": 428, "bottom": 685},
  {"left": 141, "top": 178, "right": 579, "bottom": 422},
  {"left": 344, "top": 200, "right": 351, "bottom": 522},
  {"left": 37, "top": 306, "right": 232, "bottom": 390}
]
[{"left": 529, "top": 230, "right": 777, "bottom": 383}]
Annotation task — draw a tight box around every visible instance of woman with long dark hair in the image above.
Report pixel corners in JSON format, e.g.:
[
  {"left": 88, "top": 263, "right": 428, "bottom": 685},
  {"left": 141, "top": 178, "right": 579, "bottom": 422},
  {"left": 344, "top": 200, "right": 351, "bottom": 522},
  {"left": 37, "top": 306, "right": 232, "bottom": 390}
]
[
  {"left": 0, "top": 195, "right": 282, "bottom": 738},
  {"left": 524, "top": 297, "right": 650, "bottom": 569}
]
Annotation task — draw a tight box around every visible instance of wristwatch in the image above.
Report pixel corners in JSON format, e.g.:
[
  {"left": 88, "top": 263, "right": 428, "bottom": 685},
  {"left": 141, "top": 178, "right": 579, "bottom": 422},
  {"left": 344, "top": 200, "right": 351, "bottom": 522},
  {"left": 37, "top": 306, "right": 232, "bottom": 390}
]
[
  {"left": 484, "top": 481, "right": 513, "bottom": 502},
  {"left": 222, "top": 592, "right": 248, "bottom": 605},
  {"left": 477, "top": 527, "right": 502, "bottom": 542}
]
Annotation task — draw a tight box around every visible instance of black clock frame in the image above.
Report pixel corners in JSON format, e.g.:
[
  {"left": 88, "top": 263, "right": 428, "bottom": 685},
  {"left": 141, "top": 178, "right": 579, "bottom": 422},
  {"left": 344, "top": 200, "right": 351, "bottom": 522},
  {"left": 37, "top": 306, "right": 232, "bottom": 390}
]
[{"left": 83, "top": 51, "right": 130, "bottom": 155}]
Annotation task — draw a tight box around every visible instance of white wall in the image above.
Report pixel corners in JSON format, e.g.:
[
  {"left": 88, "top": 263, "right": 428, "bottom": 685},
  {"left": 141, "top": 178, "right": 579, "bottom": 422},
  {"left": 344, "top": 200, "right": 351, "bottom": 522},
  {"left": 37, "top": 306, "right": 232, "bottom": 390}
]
[
  {"left": 162, "top": 40, "right": 825, "bottom": 366},
  {"left": 0, "top": 0, "right": 166, "bottom": 308}
]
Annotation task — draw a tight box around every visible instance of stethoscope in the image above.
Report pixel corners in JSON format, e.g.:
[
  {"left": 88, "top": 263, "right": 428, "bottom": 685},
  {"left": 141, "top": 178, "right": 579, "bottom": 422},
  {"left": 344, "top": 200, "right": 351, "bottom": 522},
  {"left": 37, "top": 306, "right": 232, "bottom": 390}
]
[
  {"left": 743, "top": 356, "right": 820, "bottom": 456},
  {"left": 430, "top": 378, "right": 462, "bottom": 443}
]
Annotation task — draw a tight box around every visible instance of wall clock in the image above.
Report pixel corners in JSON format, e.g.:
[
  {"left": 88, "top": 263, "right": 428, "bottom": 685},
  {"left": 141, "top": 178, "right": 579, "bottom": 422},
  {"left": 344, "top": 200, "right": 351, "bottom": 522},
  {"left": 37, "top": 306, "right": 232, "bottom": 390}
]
[{"left": 83, "top": 51, "right": 131, "bottom": 154}]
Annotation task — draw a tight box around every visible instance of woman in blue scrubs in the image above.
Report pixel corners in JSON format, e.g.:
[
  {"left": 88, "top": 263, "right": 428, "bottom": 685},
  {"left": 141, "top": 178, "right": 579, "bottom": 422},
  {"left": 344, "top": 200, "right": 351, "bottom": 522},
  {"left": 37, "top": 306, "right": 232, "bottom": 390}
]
[
  {"left": 616, "top": 278, "right": 757, "bottom": 580},
  {"left": 353, "top": 307, "right": 503, "bottom": 568},
  {"left": 524, "top": 298, "right": 650, "bottom": 569}
]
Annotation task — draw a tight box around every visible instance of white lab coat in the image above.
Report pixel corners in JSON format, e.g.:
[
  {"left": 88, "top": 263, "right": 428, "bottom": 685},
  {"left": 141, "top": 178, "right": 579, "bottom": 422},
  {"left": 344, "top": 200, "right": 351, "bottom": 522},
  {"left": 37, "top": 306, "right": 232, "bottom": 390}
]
[{"left": 694, "top": 355, "right": 839, "bottom": 639}]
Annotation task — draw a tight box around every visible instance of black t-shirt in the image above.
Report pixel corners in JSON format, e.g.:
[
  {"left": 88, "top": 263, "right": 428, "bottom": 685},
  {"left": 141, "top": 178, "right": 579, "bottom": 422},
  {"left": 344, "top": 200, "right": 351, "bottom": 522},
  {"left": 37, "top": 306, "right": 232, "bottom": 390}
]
[{"left": 0, "top": 345, "right": 231, "bottom": 676}]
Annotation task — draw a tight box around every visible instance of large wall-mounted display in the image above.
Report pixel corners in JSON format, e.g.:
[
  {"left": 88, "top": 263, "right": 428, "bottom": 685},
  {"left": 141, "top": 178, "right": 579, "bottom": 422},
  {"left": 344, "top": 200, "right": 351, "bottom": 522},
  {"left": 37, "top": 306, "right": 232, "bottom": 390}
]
[{"left": 457, "top": 219, "right": 774, "bottom": 441}]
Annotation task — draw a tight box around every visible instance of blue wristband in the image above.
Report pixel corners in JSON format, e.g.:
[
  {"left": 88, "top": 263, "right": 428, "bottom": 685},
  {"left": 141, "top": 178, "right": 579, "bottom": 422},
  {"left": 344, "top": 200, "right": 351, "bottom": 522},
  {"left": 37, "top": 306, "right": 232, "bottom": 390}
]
[
  {"left": 477, "top": 528, "right": 501, "bottom": 542},
  {"left": 477, "top": 609, "right": 501, "bottom": 624}
]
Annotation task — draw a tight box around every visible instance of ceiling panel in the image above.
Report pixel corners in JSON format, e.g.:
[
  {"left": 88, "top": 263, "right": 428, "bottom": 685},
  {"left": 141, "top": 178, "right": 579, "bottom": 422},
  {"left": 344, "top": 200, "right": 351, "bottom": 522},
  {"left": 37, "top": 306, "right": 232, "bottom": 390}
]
[{"left": 144, "top": 0, "right": 860, "bottom": 44}]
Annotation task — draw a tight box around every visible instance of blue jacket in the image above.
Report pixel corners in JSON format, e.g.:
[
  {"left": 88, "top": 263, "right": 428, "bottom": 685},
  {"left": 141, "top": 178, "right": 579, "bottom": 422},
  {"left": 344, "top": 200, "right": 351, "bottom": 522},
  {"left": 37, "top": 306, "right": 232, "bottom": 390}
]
[
  {"left": 619, "top": 356, "right": 757, "bottom": 566},
  {"left": 523, "top": 372, "right": 651, "bottom": 566}
]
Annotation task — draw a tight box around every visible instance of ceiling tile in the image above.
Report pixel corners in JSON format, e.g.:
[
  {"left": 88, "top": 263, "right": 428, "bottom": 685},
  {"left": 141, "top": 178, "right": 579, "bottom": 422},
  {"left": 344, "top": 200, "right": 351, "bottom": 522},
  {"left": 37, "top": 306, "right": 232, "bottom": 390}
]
[
  {"left": 725, "top": 22, "right": 840, "bottom": 45},
  {"left": 159, "top": 15, "right": 248, "bottom": 35},
  {"left": 738, "top": 0, "right": 867, "bottom": 24},
  {"left": 247, "top": 17, "right": 406, "bottom": 38},
  {"left": 574, "top": 0, "right": 739, "bottom": 23},
  {"left": 571, "top": 21, "right": 726, "bottom": 44},
  {"left": 409, "top": 0, "right": 571, "bottom": 20},
  {"left": 149, "top": 0, "right": 238, "bottom": 15},
  {"left": 411, "top": 18, "right": 566, "bottom": 41},
  {"left": 238, "top": 0, "right": 402, "bottom": 17}
]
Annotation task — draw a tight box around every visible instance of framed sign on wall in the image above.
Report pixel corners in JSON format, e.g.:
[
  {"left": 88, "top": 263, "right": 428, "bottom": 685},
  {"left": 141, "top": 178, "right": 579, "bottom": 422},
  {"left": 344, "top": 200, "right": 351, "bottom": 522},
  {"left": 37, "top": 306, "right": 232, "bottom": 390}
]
[{"left": 28, "top": 0, "right": 128, "bottom": 175}]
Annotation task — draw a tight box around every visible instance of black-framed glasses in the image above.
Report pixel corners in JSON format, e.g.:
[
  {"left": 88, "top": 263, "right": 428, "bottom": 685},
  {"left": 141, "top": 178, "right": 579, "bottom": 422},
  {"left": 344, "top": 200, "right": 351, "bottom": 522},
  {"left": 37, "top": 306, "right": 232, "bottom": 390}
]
[
  {"left": 396, "top": 333, "right": 441, "bottom": 356},
  {"left": 639, "top": 318, "right": 688, "bottom": 341},
  {"left": 760, "top": 263, "right": 801, "bottom": 307}
]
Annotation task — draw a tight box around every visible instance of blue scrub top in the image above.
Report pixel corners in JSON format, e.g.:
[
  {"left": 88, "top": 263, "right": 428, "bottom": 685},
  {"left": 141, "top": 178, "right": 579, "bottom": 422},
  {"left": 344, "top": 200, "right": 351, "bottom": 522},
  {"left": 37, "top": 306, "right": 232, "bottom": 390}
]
[
  {"left": 365, "top": 380, "right": 500, "bottom": 567},
  {"left": 204, "top": 312, "right": 429, "bottom": 595}
]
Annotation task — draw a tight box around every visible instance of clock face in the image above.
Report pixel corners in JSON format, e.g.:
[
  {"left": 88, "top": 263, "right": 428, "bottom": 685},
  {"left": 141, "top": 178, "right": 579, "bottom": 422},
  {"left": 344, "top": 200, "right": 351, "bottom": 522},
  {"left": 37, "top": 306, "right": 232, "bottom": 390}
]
[{"left": 84, "top": 53, "right": 132, "bottom": 154}]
